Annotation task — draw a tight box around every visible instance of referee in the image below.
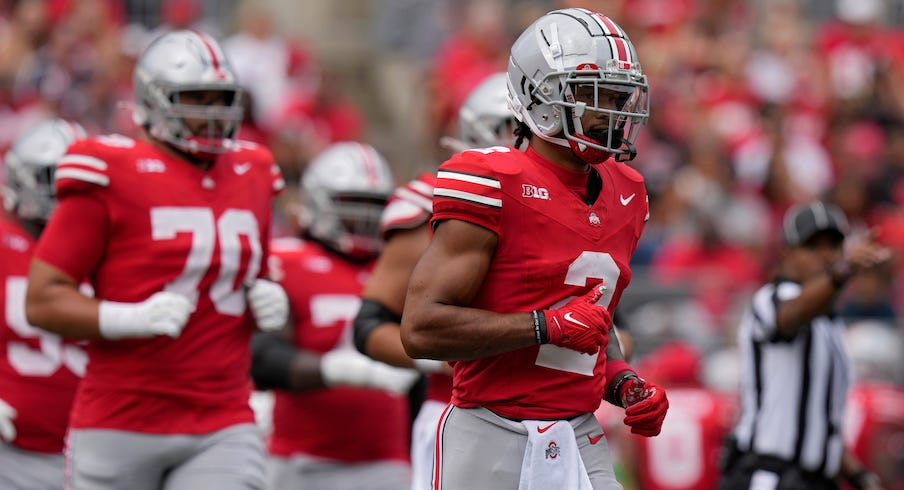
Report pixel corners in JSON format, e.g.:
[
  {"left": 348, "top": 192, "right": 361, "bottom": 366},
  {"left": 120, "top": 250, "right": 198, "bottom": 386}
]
[{"left": 719, "top": 201, "right": 888, "bottom": 490}]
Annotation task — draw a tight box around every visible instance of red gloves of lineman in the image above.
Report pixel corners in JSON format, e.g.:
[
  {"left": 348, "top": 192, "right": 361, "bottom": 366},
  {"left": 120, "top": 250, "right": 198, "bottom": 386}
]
[
  {"left": 532, "top": 283, "right": 611, "bottom": 355},
  {"left": 619, "top": 376, "right": 669, "bottom": 437}
]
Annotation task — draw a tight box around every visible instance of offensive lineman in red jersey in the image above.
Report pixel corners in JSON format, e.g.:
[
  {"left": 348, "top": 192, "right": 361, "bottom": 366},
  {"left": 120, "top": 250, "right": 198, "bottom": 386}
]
[
  {"left": 24, "top": 31, "right": 289, "bottom": 490},
  {"left": 0, "top": 119, "right": 86, "bottom": 490},
  {"left": 352, "top": 71, "right": 518, "bottom": 490},
  {"left": 401, "top": 8, "right": 669, "bottom": 489},
  {"left": 251, "top": 142, "right": 419, "bottom": 490}
]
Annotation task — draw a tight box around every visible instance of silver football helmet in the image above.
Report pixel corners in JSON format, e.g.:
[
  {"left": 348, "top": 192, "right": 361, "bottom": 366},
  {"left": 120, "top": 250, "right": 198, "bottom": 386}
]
[
  {"left": 133, "top": 30, "right": 244, "bottom": 156},
  {"left": 300, "top": 142, "right": 395, "bottom": 260},
  {"left": 507, "top": 8, "right": 649, "bottom": 163},
  {"left": 454, "top": 72, "right": 518, "bottom": 150},
  {"left": 3, "top": 119, "right": 86, "bottom": 224}
]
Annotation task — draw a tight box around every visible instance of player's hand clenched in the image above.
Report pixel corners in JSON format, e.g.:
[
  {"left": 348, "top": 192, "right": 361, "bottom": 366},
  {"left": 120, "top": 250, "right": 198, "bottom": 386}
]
[
  {"left": 320, "top": 350, "right": 420, "bottom": 394},
  {"left": 248, "top": 279, "right": 289, "bottom": 331},
  {"left": 532, "top": 283, "right": 611, "bottom": 355},
  {"left": 98, "top": 291, "right": 193, "bottom": 339},
  {"left": 620, "top": 377, "right": 669, "bottom": 437}
]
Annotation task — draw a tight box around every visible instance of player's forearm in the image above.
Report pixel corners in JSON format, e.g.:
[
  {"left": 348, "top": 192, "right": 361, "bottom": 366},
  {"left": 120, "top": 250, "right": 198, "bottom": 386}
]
[
  {"left": 775, "top": 272, "right": 838, "bottom": 337},
  {"left": 250, "top": 333, "right": 327, "bottom": 391},
  {"left": 25, "top": 280, "right": 102, "bottom": 339},
  {"left": 401, "top": 304, "right": 536, "bottom": 361},
  {"left": 364, "top": 324, "right": 417, "bottom": 368},
  {"left": 606, "top": 324, "right": 626, "bottom": 362}
]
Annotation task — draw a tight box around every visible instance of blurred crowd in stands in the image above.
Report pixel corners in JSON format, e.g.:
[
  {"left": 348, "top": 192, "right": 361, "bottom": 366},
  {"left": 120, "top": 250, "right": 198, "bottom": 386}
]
[{"left": 0, "top": 0, "right": 902, "bottom": 358}]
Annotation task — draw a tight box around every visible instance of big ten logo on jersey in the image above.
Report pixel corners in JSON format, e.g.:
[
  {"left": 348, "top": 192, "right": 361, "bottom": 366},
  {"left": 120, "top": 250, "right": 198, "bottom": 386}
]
[
  {"left": 137, "top": 158, "right": 166, "bottom": 173},
  {"left": 522, "top": 184, "right": 550, "bottom": 200},
  {"left": 6, "top": 277, "right": 87, "bottom": 377}
]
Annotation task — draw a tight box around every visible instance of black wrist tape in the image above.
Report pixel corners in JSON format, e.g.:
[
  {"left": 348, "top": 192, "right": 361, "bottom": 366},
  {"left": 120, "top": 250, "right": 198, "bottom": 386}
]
[
  {"left": 607, "top": 373, "right": 639, "bottom": 408},
  {"left": 531, "top": 310, "right": 548, "bottom": 344}
]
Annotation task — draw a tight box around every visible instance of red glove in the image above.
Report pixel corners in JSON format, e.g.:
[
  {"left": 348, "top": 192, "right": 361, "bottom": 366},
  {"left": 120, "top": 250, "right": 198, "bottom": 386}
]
[
  {"left": 532, "top": 283, "right": 611, "bottom": 355},
  {"left": 620, "top": 377, "right": 669, "bottom": 437}
]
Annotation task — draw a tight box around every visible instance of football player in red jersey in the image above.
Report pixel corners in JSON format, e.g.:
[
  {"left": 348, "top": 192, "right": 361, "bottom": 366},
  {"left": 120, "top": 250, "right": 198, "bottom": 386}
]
[
  {"left": 24, "top": 30, "right": 288, "bottom": 490},
  {"left": 0, "top": 119, "right": 86, "bottom": 490},
  {"left": 400, "top": 8, "right": 669, "bottom": 489},
  {"left": 352, "top": 71, "right": 518, "bottom": 490},
  {"left": 250, "top": 142, "right": 419, "bottom": 490},
  {"left": 621, "top": 341, "right": 738, "bottom": 490}
]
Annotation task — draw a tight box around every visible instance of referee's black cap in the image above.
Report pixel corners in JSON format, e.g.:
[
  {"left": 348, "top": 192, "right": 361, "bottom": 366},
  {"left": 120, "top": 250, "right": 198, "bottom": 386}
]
[{"left": 783, "top": 201, "right": 848, "bottom": 247}]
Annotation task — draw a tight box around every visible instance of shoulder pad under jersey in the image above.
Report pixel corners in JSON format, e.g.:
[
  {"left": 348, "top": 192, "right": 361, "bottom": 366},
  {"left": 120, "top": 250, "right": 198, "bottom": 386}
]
[
  {"left": 54, "top": 136, "right": 138, "bottom": 197},
  {"left": 380, "top": 172, "right": 435, "bottom": 236},
  {"left": 456, "top": 146, "right": 524, "bottom": 176},
  {"left": 607, "top": 160, "right": 645, "bottom": 184}
]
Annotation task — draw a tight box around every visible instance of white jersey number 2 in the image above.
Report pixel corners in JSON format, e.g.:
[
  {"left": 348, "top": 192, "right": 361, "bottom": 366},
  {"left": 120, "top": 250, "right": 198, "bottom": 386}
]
[{"left": 535, "top": 251, "right": 620, "bottom": 376}]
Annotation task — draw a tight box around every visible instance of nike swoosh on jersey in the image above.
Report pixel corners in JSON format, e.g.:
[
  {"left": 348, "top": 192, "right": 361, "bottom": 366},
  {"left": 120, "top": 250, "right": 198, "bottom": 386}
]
[
  {"left": 588, "top": 433, "right": 604, "bottom": 445},
  {"left": 619, "top": 193, "right": 636, "bottom": 206},
  {"left": 537, "top": 422, "right": 558, "bottom": 433},
  {"left": 563, "top": 312, "right": 591, "bottom": 330},
  {"left": 234, "top": 162, "right": 252, "bottom": 175}
]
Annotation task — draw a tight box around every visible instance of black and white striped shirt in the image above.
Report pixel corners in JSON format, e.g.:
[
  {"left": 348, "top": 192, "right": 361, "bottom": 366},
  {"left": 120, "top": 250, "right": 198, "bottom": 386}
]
[{"left": 733, "top": 278, "right": 852, "bottom": 479}]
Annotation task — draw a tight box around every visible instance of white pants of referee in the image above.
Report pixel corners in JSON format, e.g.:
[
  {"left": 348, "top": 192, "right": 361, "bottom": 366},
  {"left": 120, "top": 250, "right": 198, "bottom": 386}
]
[
  {"left": 433, "top": 405, "right": 623, "bottom": 490},
  {"left": 67, "top": 423, "right": 266, "bottom": 490}
]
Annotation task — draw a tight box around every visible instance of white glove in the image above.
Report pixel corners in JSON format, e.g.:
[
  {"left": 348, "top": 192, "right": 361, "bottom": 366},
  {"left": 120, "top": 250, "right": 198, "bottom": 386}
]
[
  {"left": 248, "top": 279, "right": 289, "bottom": 331},
  {"left": 413, "top": 358, "right": 448, "bottom": 374},
  {"left": 0, "top": 398, "right": 17, "bottom": 443},
  {"left": 320, "top": 350, "right": 420, "bottom": 395},
  {"left": 98, "top": 292, "right": 193, "bottom": 339}
]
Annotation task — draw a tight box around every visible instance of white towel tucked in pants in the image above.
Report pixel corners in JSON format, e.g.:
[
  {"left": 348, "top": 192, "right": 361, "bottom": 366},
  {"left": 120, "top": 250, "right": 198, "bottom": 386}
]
[{"left": 518, "top": 419, "right": 593, "bottom": 490}]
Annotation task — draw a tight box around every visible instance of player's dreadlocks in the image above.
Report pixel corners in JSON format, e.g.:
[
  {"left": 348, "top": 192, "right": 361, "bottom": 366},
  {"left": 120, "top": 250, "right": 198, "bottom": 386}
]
[{"left": 513, "top": 120, "right": 533, "bottom": 149}]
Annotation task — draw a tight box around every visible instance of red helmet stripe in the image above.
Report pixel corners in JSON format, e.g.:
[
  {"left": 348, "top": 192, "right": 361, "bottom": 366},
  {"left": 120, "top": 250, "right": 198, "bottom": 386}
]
[
  {"left": 358, "top": 143, "right": 380, "bottom": 187},
  {"left": 611, "top": 37, "right": 630, "bottom": 63},
  {"left": 592, "top": 13, "right": 624, "bottom": 37},
  {"left": 590, "top": 13, "right": 631, "bottom": 63},
  {"left": 191, "top": 30, "right": 227, "bottom": 79}
]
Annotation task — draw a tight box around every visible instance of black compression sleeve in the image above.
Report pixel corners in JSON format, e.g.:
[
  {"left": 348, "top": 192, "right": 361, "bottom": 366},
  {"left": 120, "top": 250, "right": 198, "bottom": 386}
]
[
  {"left": 250, "top": 333, "right": 298, "bottom": 390},
  {"left": 353, "top": 298, "right": 402, "bottom": 354}
]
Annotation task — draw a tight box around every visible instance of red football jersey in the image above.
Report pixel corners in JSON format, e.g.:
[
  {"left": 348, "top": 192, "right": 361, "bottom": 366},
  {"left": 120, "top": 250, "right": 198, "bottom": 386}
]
[
  {"left": 628, "top": 387, "right": 737, "bottom": 490},
  {"left": 34, "top": 135, "right": 283, "bottom": 434},
  {"left": 267, "top": 238, "right": 410, "bottom": 463},
  {"left": 844, "top": 382, "right": 904, "bottom": 490},
  {"left": 431, "top": 146, "right": 648, "bottom": 420},
  {"left": 0, "top": 217, "right": 84, "bottom": 453}
]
